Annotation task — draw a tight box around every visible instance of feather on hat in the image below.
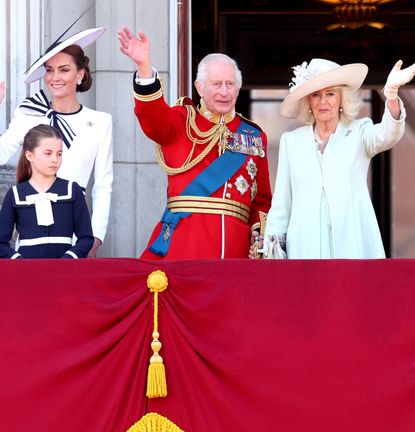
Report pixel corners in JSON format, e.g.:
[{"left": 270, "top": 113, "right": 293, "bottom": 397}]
[{"left": 280, "top": 58, "right": 368, "bottom": 118}]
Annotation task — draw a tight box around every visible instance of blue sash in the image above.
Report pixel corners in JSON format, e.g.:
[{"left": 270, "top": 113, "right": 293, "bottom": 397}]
[{"left": 149, "top": 119, "right": 261, "bottom": 256}]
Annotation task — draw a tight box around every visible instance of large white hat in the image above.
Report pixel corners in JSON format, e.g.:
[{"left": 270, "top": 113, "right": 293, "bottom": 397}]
[
  {"left": 280, "top": 58, "right": 368, "bottom": 119},
  {"left": 25, "top": 27, "right": 106, "bottom": 84}
]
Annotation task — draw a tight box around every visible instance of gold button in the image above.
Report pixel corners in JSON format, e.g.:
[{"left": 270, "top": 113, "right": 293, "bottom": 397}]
[
  {"left": 228, "top": 183, "right": 233, "bottom": 188},
  {"left": 225, "top": 193, "right": 231, "bottom": 198}
]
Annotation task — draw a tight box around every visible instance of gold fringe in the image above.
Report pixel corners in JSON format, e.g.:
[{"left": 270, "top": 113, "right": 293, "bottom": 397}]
[
  {"left": 126, "top": 412, "right": 184, "bottom": 432},
  {"left": 146, "top": 271, "right": 169, "bottom": 398}
]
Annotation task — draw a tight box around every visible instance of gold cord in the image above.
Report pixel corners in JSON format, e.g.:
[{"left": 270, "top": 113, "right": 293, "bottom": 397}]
[{"left": 155, "top": 105, "right": 231, "bottom": 175}]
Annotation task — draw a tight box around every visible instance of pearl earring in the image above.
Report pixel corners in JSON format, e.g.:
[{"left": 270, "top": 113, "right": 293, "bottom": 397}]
[
  {"left": 339, "top": 107, "right": 343, "bottom": 112},
  {"left": 77, "top": 79, "right": 82, "bottom": 85}
]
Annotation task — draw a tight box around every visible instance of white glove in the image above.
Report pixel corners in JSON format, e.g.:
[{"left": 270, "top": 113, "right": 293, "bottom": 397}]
[
  {"left": 383, "top": 60, "right": 415, "bottom": 100},
  {"left": 263, "top": 234, "right": 287, "bottom": 259}
]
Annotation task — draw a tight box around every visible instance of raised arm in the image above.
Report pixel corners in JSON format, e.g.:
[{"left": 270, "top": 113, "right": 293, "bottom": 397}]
[
  {"left": 383, "top": 60, "right": 415, "bottom": 119},
  {"left": 117, "top": 27, "right": 153, "bottom": 78}
]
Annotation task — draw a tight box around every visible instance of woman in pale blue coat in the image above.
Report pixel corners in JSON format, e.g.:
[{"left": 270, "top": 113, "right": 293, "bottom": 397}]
[{"left": 259, "top": 58, "right": 415, "bottom": 259}]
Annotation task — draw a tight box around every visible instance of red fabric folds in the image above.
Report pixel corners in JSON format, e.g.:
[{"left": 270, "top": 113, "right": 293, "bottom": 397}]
[{"left": 1, "top": 258, "right": 415, "bottom": 431}]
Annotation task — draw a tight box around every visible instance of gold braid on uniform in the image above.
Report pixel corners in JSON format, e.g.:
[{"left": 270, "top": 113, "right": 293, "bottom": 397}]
[{"left": 155, "top": 105, "right": 232, "bottom": 175}]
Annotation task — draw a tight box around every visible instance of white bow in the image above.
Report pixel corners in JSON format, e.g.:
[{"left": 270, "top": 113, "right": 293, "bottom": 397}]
[{"left": 26, "top": 192, "right": 58, "bottom": 226}]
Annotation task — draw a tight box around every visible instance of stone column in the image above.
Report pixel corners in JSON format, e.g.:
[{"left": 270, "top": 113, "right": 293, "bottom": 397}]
[{"left": 96, "top": 0, "right": 172, "bottom": 257}]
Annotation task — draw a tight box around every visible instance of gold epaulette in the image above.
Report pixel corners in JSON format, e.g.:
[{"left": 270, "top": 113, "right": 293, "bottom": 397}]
[{"left": 175, "top": 96, "right": 194, "bottom": 107}]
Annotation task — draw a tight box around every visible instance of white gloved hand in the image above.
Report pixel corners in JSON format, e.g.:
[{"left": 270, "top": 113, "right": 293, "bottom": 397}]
[
  {"left": 264, "top": 234, "right": 287, "bottom": 259},
  {"left": 383, "top": 60, "right": 415, "bottom": 100}
]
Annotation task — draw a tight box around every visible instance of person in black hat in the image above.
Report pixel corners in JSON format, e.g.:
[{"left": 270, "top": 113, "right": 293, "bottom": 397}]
[{"left": 0, "top": 28, "right": 113, "bottom": 257}]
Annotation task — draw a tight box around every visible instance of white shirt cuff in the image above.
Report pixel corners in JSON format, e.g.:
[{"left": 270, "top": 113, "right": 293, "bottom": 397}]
[{"left": 135, "top": 68, "right": 158, "bottom": 85}]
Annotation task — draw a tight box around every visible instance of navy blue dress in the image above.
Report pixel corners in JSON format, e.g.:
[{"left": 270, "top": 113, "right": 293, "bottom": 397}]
[{"left": 0, "top": 177, "right": 94, "bottom": 258}]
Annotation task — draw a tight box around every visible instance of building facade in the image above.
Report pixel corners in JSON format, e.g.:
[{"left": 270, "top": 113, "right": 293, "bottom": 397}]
[{"left": 1, "top": 0, "right": 184, "bottom": 257}]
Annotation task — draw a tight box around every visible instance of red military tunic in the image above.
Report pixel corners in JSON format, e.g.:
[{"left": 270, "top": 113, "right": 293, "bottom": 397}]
[{"left": 134, "top": 77, "right": 271, "bottom": 259}]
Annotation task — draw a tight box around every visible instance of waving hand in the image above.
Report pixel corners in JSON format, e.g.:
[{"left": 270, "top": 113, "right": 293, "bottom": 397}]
[
  {"left": 384, "top": 60, "right": 415, "bottom": 100},
  {"left": 117, "top": 27, "right": 153, "bottom": 78}
]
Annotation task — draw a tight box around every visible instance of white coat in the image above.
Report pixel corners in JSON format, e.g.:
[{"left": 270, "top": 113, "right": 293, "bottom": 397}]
[
  {"left": 264, "top": 101, "right": 406, "bottom": 258},
  {"left": 0, "top": 104, "right": 113, "bottom": 241}
]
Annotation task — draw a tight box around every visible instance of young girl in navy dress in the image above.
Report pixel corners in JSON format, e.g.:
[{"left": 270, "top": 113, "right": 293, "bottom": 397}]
[{"left": 0, "top": 124, "right": 93, "bottom": 258}]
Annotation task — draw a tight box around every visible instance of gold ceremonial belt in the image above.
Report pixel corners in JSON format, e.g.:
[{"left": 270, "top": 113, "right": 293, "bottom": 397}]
[{"left": 167, "top": 196, "right": 250, "bottom": 224}]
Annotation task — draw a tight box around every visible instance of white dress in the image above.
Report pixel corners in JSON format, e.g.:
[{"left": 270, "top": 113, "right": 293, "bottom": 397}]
[
  {"left": 263, "top": 100, "right": 406, "bottom": 259},
  {"left": 316, "top": 145, "right": 333, "bottom": 258},
  {"left": 0, "top": 95, "right": 113, "bottom": 241}
]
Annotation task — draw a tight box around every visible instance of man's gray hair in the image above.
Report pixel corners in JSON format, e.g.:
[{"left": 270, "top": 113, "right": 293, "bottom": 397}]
[{"left": 196, "top": 53, "right": 242, "bottom": 88}]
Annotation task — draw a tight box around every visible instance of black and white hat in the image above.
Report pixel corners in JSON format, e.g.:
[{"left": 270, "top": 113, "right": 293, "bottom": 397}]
[{"left": 25, "top": 27, "right": 106, "bottom": 84}]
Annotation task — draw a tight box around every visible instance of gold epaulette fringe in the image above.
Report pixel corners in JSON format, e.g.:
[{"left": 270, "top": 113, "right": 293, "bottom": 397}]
[
  {"left": 174, "top": 96, "right": 189, "bottom": 106},
  {"left": 126, "top": 412, "right": 184, "bottom": 432}
]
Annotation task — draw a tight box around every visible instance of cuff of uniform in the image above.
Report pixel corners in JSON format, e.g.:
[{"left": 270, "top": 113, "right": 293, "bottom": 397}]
[
  {"left": 134, "top": 67, "right": 158, "bottom": 85},
  {"left": 133, "top": 72, "right": 163, "bottom": 102},
  {"left": 11, "top": 253, "right": 23, "bottom": 259}
]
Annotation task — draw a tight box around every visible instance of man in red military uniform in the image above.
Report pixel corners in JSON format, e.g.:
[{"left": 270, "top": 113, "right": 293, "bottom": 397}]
[{"left": 118, "top": 27, "right": 271, "bottom": 259}]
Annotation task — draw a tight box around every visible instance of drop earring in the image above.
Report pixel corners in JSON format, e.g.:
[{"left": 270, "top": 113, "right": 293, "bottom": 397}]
[{"left": 77, "top": 79, "right": 82, "bottom": 85}]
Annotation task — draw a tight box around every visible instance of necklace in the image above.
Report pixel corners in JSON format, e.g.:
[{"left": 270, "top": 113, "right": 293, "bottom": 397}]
[{"left": 314, "top": 128, "right": 329, "bottom": 154}]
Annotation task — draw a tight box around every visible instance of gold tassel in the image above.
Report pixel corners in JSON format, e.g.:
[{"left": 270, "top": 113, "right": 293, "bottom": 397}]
[
  {"left": 146, "top": 271, "right": 168, "bottom": 398},
  {"left": 126, "top": 412, "right": 184, "bottom": 432}
]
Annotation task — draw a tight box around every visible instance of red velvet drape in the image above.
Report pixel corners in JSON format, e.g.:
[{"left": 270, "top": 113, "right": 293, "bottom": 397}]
[{"left": 1, "top": 259, "right": 415, "bottom": 431}]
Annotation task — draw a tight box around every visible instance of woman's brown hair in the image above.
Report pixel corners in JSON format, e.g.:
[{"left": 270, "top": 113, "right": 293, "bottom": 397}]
[
  {"left": 16, "top": 125, "right": 62, "bottom": 184},
  {"left": 60, "top": 44, "right": 93, "bottom": 92}
]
